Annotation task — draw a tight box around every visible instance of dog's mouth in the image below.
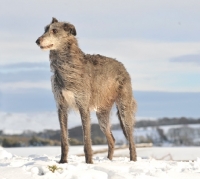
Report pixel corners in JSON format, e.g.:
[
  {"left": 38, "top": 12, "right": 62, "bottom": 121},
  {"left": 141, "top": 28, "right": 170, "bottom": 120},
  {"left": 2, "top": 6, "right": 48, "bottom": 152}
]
[{"left": 40, "top": 44, "right": 53, "bottom": 49}]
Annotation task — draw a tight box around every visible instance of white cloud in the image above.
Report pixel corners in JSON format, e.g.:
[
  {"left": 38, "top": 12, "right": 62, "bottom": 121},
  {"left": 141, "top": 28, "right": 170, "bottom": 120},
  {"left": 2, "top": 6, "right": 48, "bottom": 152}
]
[{"left": 81, "top": 39, "right": 200, "bottom": 62}]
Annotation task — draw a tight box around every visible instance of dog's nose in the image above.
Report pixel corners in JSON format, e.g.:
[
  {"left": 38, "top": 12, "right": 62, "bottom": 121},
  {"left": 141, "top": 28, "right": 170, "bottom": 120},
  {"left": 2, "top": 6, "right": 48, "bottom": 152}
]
[{"left": 36, "top": 38, "right": 40, "bottom": 45}]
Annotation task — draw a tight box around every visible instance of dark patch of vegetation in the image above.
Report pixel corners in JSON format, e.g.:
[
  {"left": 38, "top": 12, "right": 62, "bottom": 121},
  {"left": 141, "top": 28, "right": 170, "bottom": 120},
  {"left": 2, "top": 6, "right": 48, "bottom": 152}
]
[
  {"left": 2, "top": 138, "right": 21, "bottom": 147},
  {"left": 0, "top": 124, "right": 106, "bottom": 147},
  {"left": 136, "top": 117, "right": 200, "bottom": 127},
  {"left": 112, "top": 117, "right": 200, "bottom": 129},
  {"left": 29, "top": 136, "right": 60, "bottom": 146}
]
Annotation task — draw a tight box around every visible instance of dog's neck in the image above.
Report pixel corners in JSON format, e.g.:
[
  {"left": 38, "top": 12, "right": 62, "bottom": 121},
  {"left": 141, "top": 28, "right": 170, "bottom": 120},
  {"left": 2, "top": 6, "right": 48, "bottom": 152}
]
[
  {"left": 49, "top": 36, "right": 85, "bottom": 90},
  {"left": 49, "top": 37, "right": 85, "bottom": 77},
  {"left": 49, "top": 37, "right": 84, "bottom": 62}
]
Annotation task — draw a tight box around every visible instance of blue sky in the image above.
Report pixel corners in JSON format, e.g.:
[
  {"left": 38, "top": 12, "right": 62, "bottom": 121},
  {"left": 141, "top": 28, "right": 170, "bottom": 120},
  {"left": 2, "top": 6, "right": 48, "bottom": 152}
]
[{"left": 0, "top": 0, "right": 200, "bottom": 121}]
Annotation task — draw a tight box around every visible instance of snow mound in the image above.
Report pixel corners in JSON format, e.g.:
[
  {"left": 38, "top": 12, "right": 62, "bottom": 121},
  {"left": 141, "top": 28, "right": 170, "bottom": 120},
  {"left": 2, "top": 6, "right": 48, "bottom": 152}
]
[
  {"left": 0, "top": 148, "right": 200, "bottom": 179},
  {"left": 0, "top": 147, "right": 13, "bottom": 159}
]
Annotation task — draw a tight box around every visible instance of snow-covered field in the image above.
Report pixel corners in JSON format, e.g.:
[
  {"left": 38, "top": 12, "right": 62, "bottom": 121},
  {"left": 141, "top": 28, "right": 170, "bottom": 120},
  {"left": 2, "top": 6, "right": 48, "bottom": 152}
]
[
  {"left": 1, "top": 146, "right": 200, "bottom": 179},
  {"left": 159, "top": 124, "right": 200, "bottom": 134}
]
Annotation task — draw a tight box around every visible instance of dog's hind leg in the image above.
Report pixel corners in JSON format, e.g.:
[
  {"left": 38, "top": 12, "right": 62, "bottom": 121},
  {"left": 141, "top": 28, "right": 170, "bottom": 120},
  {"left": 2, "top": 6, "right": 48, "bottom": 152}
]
[
  {"left": 96, "top": 109, "right": 115, "bottom": 160},
  {"left": 116, "top": 88, "right": 137, "bottom": 161}
]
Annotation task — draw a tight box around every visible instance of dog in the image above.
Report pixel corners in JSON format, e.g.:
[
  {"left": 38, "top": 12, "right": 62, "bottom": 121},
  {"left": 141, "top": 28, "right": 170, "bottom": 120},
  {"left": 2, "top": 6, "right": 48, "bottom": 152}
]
[{"left": 36, "top": 17, "right": 137, "bottom": 164}]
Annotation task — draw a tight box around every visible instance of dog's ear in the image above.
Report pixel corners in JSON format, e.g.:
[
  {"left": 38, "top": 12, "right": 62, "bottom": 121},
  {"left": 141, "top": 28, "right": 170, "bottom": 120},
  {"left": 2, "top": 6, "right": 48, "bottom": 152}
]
[
  {"left": 63, "top": 23, "right": 76, "bottom": 36},
  {"left": 51, "top": 17, "right": 58, "bottom": 24}
]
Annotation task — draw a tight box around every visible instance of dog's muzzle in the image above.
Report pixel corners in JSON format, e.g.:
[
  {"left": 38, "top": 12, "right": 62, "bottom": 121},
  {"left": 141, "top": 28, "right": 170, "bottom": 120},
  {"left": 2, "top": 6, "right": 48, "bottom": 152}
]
[{"left": 35, "top": 37, "right": 53, "bottom": 49}]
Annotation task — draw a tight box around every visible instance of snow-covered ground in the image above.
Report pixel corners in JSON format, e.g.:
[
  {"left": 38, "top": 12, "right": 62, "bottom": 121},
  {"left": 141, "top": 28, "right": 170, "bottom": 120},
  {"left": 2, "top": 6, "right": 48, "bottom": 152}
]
[
  {"left": 5, "top": 146, "right": 200, "bottom": 161},
  {"left": 1, "top": 146, "right": 200, "bottom": 179},
  {"left": 159, "top": 124, "right": 200, "bottom": 134}
]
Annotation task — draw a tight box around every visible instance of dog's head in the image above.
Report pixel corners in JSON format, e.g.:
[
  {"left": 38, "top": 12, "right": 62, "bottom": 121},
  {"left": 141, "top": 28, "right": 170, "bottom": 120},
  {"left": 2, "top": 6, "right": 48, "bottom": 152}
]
[{"left": 36, "top": 17, "right": 76, "bottom": 50}]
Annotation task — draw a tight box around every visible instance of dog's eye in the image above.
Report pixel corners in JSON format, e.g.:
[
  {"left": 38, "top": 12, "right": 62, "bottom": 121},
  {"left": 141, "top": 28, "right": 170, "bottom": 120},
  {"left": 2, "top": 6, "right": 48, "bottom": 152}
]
[{"left": 52, "top": 29, "right": 58, "bottom": 34}]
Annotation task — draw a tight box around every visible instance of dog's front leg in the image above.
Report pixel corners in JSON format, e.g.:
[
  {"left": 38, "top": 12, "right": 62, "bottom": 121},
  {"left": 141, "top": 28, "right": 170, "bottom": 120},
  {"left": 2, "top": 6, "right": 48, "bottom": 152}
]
[
  {"left": 79, "top": 107, "right": 93, "bottom": 164},
  {"left": 58, "top": 105, "right": 69, "bottom": 163}
]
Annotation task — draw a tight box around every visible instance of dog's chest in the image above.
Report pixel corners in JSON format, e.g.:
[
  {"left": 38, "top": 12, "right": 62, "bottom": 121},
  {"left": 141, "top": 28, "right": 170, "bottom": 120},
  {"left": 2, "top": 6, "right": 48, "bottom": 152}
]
[{"left": 62, "top": 90, "right": 77, "bottom": 110}]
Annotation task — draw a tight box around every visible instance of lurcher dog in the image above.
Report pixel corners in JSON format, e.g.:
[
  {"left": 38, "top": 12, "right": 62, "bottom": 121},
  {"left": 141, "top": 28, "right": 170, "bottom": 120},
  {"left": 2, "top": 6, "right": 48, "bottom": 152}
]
[{"left": 36, "top": 17, "right": 137, "bottom": 164}]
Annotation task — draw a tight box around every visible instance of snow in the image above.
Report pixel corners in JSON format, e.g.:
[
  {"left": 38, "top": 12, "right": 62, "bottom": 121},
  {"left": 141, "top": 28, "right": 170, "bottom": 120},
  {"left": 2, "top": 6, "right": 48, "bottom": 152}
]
[
  {"left": 1, "top": 146, "right": 200, "bottom": 179},
  {"left": 5, "top": 146, "right": 200, "bottom": 161},
  {"left": 0, "top": 147, "right": 13, "bottom": 159},
  {"left": 5, "top": 146, "right": 108, "bottom": 157}
]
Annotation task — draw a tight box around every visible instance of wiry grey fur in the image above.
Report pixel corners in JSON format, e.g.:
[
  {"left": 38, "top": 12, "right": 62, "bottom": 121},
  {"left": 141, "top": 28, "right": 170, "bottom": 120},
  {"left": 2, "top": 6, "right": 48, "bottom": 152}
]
[{"left": 36, "top": 17, "right": 137, "bottom": 164}]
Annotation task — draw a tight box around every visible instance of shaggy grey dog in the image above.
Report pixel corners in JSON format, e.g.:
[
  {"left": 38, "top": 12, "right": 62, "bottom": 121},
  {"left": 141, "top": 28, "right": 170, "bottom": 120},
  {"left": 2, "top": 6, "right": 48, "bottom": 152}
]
[{"left": 36, "top": 17, "right": 137, "bottom": 164}]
